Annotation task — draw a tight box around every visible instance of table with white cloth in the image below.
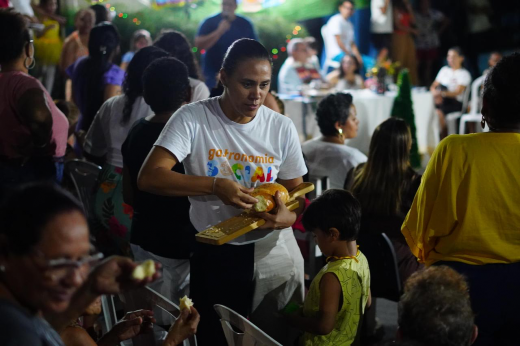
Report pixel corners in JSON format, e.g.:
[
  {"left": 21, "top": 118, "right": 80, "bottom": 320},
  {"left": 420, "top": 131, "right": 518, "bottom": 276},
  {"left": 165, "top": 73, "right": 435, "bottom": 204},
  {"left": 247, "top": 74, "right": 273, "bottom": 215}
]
[{"left": 281, "top": 89, "right": 440, "bottom": 165}]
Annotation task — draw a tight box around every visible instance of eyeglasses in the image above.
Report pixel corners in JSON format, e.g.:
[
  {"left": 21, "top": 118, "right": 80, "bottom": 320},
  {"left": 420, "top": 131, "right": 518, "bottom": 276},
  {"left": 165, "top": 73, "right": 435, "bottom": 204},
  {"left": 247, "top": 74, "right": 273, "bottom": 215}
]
[{"left": 32, "top": 248, "right": 104, "bottom": 282}]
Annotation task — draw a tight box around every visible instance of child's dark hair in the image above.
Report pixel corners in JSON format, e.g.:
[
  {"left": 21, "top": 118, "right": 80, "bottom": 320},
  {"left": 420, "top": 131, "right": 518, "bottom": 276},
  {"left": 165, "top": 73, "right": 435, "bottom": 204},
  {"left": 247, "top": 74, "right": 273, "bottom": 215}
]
[
  {"left": 153, "top": 30, "right": 202, "bottom": 80},
  {"left": 142, "top": 57, "right": 190, "bottom": 114},
  {"left": 302, "top": 189, "right": 361, "bottom": 241},
  {"left": 0, "top": 183, "right": 85, "bottom": 255},
  {"left": 221, "top": 38, "right": 272, "bottom": 76},
  {"left": 316, "top": 93, "right": 354, "bottom": 137},
  {"left": 121, "top": 46, "right": 169, "bottom": 124}
]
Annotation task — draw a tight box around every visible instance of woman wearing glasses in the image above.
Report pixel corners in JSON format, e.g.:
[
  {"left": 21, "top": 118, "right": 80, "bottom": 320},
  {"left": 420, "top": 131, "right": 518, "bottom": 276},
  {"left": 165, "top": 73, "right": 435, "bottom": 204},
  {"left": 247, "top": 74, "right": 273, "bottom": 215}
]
[
  {"left": 0, "top": 183, "right": 198, "bottom": 345},
  {"left": 0, "top": 9, "right": 69, "bottom": 193}
]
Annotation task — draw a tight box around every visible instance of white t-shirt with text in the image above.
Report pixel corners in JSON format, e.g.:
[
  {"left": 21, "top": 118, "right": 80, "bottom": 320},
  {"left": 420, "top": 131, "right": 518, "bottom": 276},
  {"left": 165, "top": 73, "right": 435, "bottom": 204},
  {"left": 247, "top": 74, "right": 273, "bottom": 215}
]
[
  {"left": 155, "top": 97, "right": 307, "bottom": 244},
  {"left": 435, "top": 66, "right": 472, "bottom": 102}
]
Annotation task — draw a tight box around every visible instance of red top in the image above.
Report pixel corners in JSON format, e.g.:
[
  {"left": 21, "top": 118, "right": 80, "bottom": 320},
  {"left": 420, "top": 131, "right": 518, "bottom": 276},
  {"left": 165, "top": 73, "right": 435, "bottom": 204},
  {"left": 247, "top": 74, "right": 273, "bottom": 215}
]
[
  {"left": 395, "top": 11, "right": 412, "bottom": 35},
  {"left": 0, "top": 71, "right": 69, "bottom": 158},
  {"left": 0, "top": 0, "right": 9, "bottom": 8}
]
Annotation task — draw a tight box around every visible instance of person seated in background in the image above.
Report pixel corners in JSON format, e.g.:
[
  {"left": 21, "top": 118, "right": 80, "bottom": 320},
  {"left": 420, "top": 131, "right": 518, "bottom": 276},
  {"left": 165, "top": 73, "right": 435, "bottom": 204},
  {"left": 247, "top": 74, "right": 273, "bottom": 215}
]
[
  {"left": 302, "top": 93, "right": 366, "bottom": 190},
  {"left": 120, "top": 29, "right": 152, "bottom": 71},
  {"left": 483, "top": 51, "right": 502, "bottom": 76},
  {"left": 326, "top": 54, "right": 365, "bottom": 90},
  {"left": 122, "top": 57, "right": 194, "bottom": 310},
  {"left": 346, "top": 118, "right": 423, "bottom": 284},
  {"left": 304, "top": 36, "right": 321, "bottom": 71},
  {"left": 396, "top": 266, "right": 478, "bottom": 346},
  {"left": 402, "top": 53, "right": 520, "bottom": 346},
  {"left": 278, "top": 38, "right": 322, "bottom": 94},
  {"left": 154, "top": 30, "right": 210, "bottom": 102},
  {"left": 285, "top": 189, "right": 371, "bottom": 346},
  {"left": 430, "top": 47, "right": 471, "bottom": 137}
]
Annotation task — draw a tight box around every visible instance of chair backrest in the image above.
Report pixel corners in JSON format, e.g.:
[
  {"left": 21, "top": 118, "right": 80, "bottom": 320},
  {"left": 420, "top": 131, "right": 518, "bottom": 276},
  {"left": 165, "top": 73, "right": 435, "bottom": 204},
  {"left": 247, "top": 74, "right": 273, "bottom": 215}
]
[
  {"left": 461, "top": 78, "right": 472, "bottom": 113},
  {"left": 469, "top": 75, "right": 486, "bottom": 115},
  {"left": 117, "top": 287, "right": 197, "bottom": 346},
  {"left": 214, "top": 304, "right": 282, "bottom": 346},
  {"left": 308, "top": 176, "right": 330, "bottom": 200},
  {"left": 356, "top": 232, "right": 402, "bottom": 302},
  {"left": 64, "top": 159, "right": 101, "bottom": 220}
]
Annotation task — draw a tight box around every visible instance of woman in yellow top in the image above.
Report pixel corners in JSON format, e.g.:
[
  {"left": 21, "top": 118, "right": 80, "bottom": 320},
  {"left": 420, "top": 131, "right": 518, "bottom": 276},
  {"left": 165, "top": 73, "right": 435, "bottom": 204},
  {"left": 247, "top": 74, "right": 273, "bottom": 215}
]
[
  {"left": 402, "top": 53, "right": 520, "bottom": 346},
  {"left": 286, "top": 190, "right": 371, "bottom": 346},
  {"left": 34, "top": 0, "right": 62, "bottom": 95}
]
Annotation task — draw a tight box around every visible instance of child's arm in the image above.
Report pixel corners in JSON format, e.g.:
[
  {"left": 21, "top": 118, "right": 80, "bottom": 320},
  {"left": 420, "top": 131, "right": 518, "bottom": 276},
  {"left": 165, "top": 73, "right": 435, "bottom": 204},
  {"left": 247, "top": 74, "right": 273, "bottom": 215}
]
[{"left": 285, "top": 273, "right": 341, "bottom": 335}]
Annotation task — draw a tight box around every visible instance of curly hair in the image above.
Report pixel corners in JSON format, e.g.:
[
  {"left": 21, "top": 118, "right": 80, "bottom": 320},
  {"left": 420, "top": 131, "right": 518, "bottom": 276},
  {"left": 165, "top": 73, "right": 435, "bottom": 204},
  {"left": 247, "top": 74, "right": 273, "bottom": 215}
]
[
  {"left": 398, "top": 266, "right": 475, "bottom": 346},
  {"left": 482, "top": 52, "right": 520, "bottom": 129},
  {"left": 153, "top": 30, "right": 202, "bottom": 80},
  {"left": 315, "top": 92, "right": 353, "bottom": 136},
  {"left": 0, "top": 9, "right": 31, "bottom": 64},
  {"left": 121, "top": 46, "right": 168, "bottom": 125},
  {"left": 142, "top": 57, "right": 190, "bottom": 114}
]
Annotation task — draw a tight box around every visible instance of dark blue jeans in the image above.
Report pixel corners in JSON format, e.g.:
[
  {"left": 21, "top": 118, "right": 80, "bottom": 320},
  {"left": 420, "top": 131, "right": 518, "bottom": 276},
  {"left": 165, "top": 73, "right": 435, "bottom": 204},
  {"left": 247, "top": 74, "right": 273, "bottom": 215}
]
[
  {"left": 435, "top": 261, "right": 520, "bottom": 346},
  {"left": 0, "top": 157, "right": 56, "bottom": 198}
]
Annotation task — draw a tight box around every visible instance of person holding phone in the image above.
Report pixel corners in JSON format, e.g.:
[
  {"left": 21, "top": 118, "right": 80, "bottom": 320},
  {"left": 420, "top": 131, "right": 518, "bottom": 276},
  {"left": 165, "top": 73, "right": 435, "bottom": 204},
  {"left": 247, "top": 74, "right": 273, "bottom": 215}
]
[{"left": 195, "top": 0, "right": 257, "bottom": 89}]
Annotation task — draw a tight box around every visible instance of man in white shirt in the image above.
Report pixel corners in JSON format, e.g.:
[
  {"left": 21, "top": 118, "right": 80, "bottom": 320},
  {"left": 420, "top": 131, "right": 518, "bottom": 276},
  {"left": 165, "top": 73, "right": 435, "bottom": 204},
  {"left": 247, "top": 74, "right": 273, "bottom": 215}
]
[
  {"left": 278, "top": 38, "right": 322, "bottom": 94},
  {"left": 370, "top": 0, "right": 393, "bottom": 62},
  {"left": 322, "top": 0, "right": 362, "bottom": 73}
]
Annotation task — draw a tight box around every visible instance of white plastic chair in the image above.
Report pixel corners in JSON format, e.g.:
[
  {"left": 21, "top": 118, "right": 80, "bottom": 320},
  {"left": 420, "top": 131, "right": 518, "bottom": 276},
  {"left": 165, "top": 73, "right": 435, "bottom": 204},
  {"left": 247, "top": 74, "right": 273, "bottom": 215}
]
[
  {"left": 214, "top": 304, "right": 282, "bottom": 346},
  {"left": 307, "top": 176, "right": 330, "bottom": 200},
  {"left": 459, "top": 76, "right": 488, "bottom": 134},
  {"left": 446, "top": 81, "right": 472, "bottom": 135}
]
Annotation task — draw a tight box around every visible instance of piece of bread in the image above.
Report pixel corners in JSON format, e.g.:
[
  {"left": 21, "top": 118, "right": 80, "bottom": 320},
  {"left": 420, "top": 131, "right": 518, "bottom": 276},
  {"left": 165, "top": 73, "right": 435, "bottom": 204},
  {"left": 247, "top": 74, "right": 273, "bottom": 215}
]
[
  {"left": 251, "top": 183, "right": 289, "bottom": 212},
  {"left": 179, "top": 295, "right": 194, "bottom": 312},
  {"left": 132, "top": 259, "right": 156, "bottom": 280}
]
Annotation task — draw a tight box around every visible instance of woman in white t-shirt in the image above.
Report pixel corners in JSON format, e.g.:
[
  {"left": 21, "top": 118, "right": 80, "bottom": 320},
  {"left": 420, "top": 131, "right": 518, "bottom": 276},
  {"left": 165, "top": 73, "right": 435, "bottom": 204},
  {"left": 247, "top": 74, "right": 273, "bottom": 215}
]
[
  {"left": 302, "top": 93, "right": 367, "bottom": 190},
  {"left": 83, "top": 46, "right": 169, "bottom": 254},
  {"left": 153, "top": 30, "right": 210, "bottom": 102},
  {"left": 138, "top": 38, "right": 308, "bottom": 346},
  {"left": 430, "top": 47, "right": 472, "bottom": 137}
]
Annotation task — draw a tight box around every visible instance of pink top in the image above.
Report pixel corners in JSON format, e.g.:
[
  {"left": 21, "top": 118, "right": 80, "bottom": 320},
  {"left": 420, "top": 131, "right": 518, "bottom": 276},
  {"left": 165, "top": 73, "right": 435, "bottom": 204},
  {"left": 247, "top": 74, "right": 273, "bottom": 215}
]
[{"left": 0, "top": 71, "right": 68, "bottom": 158}]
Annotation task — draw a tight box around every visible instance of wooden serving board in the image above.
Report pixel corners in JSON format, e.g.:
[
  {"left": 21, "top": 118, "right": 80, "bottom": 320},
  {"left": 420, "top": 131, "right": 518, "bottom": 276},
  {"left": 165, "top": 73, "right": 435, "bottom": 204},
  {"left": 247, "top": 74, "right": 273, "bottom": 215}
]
[{"left": 196, "top": 182, "right": 315, "bottom": 245}]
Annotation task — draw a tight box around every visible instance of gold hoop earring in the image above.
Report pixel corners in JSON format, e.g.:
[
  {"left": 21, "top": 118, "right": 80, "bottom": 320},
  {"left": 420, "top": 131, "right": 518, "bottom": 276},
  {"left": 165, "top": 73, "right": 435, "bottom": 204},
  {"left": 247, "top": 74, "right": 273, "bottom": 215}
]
[
  {"left": 481, "top": 116, "right": 486, "bottom": 129},
  {"left": 338, "top": 128, "right": 344, "bottom": 138}
]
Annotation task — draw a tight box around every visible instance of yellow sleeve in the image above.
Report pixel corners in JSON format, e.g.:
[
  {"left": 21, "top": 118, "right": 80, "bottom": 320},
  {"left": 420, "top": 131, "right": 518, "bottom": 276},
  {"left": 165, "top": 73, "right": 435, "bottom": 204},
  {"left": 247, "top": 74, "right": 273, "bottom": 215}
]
[{"left": 401, "top": 138, "right": 461, "bottom": 264}]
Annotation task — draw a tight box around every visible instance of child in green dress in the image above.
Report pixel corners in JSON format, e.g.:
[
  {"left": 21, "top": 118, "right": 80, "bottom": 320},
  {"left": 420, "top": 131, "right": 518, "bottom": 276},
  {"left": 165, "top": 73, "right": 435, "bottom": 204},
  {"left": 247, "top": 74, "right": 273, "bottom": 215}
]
[{"left": 285, "top": 189, "right": 371, "bottom": 345}]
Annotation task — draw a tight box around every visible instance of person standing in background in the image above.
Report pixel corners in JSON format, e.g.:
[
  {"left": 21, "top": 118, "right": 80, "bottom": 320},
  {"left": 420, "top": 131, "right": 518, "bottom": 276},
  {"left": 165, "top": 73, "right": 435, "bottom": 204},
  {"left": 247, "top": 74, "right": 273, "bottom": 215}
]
[
  {"left": 195, "top": 0, "right": 257, "bottom": 89},
  {"left": 322, "top": 0, "right": 363, "bottom": 74},
  {"left": 392, "top": 0, "right": 419, "bottom": 85},
  {"left": 370, "top": 0, "right": 392, "bottom": 64},
  {"left": 414, "top": 0, "right": 449, "bottom": 87}
]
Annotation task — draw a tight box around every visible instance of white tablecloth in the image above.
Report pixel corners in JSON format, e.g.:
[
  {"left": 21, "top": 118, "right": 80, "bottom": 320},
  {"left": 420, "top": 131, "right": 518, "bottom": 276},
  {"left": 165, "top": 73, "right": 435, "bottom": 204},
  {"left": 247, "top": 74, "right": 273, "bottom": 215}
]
[{"left": 283, "top": 89, "right": 439, "bottom": 164}]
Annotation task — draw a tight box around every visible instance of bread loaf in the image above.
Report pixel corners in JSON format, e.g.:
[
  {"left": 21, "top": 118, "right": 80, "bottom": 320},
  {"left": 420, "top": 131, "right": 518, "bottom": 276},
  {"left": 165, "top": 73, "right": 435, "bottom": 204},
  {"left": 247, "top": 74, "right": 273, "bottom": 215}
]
[{"left": 251, "top": 183, "right": 289, "bottom": 212}]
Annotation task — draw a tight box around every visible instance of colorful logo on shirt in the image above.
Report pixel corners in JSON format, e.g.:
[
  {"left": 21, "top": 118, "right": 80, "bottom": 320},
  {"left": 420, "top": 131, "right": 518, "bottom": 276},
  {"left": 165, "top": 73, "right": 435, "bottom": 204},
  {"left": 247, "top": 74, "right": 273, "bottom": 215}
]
[{"left": 206, "top": 148, "right": 275, "bottom": 184}]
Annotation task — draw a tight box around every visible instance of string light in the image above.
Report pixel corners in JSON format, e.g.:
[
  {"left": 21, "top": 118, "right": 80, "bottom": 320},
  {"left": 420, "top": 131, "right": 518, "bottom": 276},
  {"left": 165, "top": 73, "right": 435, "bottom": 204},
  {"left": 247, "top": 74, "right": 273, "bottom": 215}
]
[
  {"left": 98, "top": 1, "right": 141, "bottom": 26},
  {"left": 192, "top": 47, "right": 198, "bottom": 53}
]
